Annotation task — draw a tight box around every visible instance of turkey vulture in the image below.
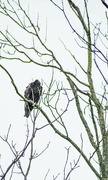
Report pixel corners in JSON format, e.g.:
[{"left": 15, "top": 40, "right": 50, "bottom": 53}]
[{"left": 24, "top": 80, "right": 42, "bottom": 118}]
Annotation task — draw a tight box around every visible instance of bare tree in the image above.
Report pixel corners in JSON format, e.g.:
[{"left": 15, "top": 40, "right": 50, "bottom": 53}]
[{"left": 0, "top": 0, "right": 108, "bottom": 179}]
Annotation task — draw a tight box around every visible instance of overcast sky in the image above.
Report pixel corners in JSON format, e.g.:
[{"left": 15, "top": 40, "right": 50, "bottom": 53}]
[{"left": 0, "top": 0, "right": 108, "bottom": 179}]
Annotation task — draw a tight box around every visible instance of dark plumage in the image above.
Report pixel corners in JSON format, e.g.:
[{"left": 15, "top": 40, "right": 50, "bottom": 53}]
[{"left": 24, "top": 80, "right": 42, "bottom": 118}]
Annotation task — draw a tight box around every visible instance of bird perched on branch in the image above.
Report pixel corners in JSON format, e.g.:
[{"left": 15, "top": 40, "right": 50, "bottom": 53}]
[{"left": 24, "top": 80, "right": 42, "bottom": 118}]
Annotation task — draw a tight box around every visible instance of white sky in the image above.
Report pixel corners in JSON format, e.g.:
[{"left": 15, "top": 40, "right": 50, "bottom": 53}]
[{"left": 0, "top": 0, "right": 108, "bottom": 179}]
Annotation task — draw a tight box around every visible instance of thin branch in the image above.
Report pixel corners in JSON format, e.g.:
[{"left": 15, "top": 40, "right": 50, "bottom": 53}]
[
  {"left": 44, "top": 169, "right": 50, "bottom": 180},
  {"left": 64, "top": 134, "right": 83, "bottom": 180},
  {"left": 101, "top": 0, "right": 108, "bottom": 8},
  {"left": 59, "top": 38, "right": 87, "bottom": 74},
  {"left": 0, "top": 129, "right": 36, "bottom": 180},
  {"left": 0, "top": 64, "right": 24, "bottom": 100}
]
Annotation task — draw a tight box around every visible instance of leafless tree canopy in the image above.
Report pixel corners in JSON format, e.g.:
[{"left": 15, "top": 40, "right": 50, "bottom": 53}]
[{"left": 0, "top": 0, "right": 108, "bottom": 179}]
